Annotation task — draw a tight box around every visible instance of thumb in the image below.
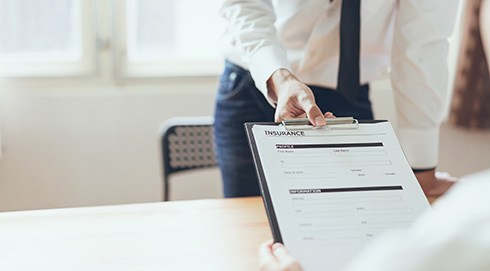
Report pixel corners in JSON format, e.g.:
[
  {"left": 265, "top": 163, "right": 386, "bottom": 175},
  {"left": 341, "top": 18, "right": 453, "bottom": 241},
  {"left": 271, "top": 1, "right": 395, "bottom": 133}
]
[
  {"left": 272, "top": 243, "right": 303, "bottom": 270},
  {"left": 297, "top": 94, "right": 325, "bottom": 126}
]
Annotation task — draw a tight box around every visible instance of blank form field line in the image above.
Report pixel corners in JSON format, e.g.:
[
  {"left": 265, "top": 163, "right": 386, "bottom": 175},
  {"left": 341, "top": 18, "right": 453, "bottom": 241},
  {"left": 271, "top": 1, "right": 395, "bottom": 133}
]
[
  {"left": 291, "top": 195, "right": 403, "bottom": 206},
  {"left": 281, "top": 160, "right": 393, "bottom": 168},
  {"left": 361, "top": 221, "right": 413, "bottom": 230},
  {"left": 292, "top": 195, "right": 402, "bottom": 202},
  {"left": 334, "top": 149, "right": 387, "bottom": 157},
  {"left": 357, "top": 207, "right": 414, "bottom": 216}
]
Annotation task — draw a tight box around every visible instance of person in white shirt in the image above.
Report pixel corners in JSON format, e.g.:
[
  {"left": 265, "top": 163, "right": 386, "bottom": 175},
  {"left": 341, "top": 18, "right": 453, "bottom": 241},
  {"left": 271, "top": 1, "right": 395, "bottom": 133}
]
[
  {"left": 258, "top": 170, "right": 490, "bottom": 271},
  {"left": 213, "top": 0, "right": 460, "bottom": 198}
]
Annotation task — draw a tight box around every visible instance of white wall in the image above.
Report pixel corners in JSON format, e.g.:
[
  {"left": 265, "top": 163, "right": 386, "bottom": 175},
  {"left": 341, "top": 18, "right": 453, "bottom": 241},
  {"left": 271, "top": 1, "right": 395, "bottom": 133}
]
[{"left": 0, "top": 80, "right": 222, "bottom": 211}]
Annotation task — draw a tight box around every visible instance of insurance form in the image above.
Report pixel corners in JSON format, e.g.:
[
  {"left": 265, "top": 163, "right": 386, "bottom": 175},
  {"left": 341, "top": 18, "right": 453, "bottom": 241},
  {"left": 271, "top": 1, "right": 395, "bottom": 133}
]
[{"left": 246, "top": 121, "right": 430, "bottom": 271}]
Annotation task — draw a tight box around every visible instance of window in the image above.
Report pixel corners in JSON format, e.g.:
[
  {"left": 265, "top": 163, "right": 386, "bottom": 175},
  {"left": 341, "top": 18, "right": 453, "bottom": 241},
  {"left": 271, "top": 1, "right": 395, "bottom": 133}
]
[
  {"left": 0, "top": 0, "right": 95, "bottom": 77},
  {"left": 0, "top": 0, "right": 223, "bottom": 79},
  {"left": 117, "top": 0, "right": 223, "bottom": 77}
]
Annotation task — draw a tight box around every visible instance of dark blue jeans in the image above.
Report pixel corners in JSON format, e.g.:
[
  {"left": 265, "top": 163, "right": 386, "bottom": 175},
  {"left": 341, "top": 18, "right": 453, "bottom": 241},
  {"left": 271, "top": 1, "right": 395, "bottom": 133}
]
[{"left": 214, "top": 61, "right": 374, "bottom": 198}]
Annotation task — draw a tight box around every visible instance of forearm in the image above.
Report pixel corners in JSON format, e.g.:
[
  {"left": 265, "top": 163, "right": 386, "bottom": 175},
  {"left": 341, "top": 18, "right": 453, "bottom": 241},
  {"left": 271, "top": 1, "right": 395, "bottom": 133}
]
[{"left": 221, "top": 0, "right": 291, "bottom": 103}]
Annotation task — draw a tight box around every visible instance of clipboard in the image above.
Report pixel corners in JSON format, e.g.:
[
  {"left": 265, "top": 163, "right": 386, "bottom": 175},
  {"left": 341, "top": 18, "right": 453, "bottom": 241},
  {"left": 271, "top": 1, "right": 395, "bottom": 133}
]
[
  {"left": 244, "top": 118, "right": 387, "bottom": 242},
  {"left": 244, "top": 118, "right": 429, "bottom": 271}
]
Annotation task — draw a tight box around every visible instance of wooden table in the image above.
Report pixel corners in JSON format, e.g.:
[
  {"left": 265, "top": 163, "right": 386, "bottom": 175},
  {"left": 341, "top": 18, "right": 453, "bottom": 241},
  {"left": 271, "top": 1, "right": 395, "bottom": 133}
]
[
  {"left": 0, "top": 195, "right": 437, "bottom": 271},
  {"left": 0, "top": 197, "right": 271, "bottom": 271}
]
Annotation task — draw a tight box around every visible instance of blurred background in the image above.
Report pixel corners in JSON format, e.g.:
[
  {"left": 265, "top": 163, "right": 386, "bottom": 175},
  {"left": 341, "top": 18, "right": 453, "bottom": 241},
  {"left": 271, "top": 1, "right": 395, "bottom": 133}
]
[{"left": 0, "top": 0, "right": 489, "bottom": 212}]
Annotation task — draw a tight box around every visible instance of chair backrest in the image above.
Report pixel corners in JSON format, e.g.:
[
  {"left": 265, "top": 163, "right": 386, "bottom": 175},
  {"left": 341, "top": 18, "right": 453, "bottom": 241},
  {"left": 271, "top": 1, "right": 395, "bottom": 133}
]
[{"left": 159, "top": 116, "right": 218, "bottom": 201}]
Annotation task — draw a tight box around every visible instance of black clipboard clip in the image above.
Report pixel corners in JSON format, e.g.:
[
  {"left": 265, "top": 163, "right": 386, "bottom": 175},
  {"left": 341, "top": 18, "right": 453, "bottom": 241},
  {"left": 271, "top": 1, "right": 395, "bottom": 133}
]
[{"left": 281, "top": 117, "right": 359, "bottom": 130}]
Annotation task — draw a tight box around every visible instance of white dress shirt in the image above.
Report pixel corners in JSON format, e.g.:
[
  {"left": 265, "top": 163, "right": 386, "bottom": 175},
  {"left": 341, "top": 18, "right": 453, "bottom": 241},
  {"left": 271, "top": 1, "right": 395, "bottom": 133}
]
[
  {"left": 220, "top": 0, "right": 459, "bottom": 169},
  {"left": 344, "top": 170, "right": 490, "bottom": 271}
]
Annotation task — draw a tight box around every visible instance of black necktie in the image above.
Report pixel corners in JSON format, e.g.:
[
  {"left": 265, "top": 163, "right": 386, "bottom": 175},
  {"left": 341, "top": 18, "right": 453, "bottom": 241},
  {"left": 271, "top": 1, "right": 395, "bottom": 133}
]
[{"left": 337, "top": 0, "right": 361, "bottom": 101}]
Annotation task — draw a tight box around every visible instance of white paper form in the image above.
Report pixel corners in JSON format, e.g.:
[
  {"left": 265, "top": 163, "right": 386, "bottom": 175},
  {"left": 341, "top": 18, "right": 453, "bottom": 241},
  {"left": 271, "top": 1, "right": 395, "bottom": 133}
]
[{"left": 250, "top": 122, "right": 430, "bottom": 271}]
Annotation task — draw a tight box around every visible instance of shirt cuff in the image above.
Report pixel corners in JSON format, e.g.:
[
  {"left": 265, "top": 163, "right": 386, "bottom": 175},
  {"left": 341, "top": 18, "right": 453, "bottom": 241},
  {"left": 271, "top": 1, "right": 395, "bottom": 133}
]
[
  {"left": 396, "top": 126, "right": 439, "bottom": 169},
  {"left": 249, "top": 44, "right": 292, "bottom": 107}
]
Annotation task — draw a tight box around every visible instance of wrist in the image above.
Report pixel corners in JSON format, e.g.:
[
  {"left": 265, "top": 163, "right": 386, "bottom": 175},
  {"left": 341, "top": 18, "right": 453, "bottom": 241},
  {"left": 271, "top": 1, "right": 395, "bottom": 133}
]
[
  {"left": 266, "top": 68, "right": 296, "bottom": 103},
  {"left": 413, "top": 169, "right": 436, "bottom": 196}
]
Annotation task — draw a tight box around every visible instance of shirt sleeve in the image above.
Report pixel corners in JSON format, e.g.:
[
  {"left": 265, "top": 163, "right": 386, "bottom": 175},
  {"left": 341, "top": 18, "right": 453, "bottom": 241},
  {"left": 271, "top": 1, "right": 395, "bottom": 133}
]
[
  {"left": 221, "top": 0, "right": 292, "bottom": 105},
  {"left": 390, "top": 0, "right": 460, "bottom": 169}
]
